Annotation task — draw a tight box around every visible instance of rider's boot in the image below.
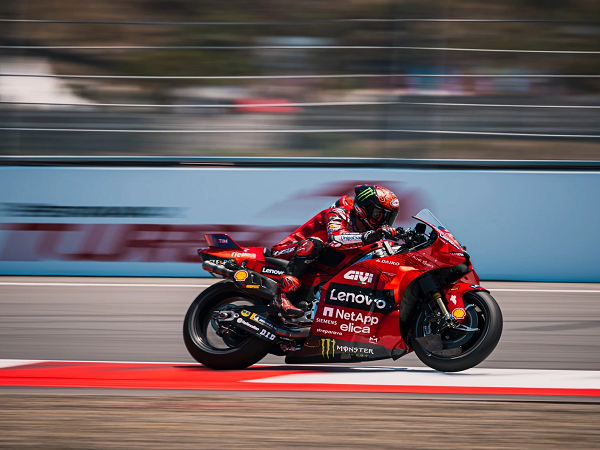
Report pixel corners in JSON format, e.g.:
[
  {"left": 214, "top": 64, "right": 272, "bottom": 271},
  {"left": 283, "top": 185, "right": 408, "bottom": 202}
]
[{"left": 269, "top": 275, "right": 304, "bottom": 318}]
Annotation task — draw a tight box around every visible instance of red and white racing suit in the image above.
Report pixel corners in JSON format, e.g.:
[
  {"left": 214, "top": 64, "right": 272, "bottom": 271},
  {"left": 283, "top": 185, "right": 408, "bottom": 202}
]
[{"left": 271, "top": 202, "right": 364, "bottom": 260}]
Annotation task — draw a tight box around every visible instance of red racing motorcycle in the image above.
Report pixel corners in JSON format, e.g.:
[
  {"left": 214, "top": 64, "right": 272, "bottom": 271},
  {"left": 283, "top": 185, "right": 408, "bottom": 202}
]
[{"left": 184, "top": 209, "right": 502, "bottom": 372}]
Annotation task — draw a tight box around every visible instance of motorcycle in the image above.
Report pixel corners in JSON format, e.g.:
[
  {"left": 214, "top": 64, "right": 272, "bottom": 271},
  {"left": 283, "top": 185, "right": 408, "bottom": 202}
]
[{"left": 184, "top": 209, "right": 502, "bottom": 372}]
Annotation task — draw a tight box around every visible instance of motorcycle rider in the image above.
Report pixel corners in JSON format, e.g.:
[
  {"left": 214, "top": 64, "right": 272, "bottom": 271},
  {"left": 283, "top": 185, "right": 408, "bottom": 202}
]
[{"left": 270, "top": 184, "right": 400, "bottom": 318}]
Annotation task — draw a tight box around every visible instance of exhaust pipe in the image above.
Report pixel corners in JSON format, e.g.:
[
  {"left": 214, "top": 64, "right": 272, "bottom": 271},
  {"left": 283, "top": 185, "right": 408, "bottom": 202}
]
[
  {"left": 203, "top": 260, "right": 235, "bottom": 277},
  {"left": 205, "top": 261, "right": 310, "bottom": 341}
]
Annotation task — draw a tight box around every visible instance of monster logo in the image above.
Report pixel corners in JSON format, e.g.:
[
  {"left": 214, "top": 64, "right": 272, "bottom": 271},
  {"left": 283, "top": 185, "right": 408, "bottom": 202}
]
[{"left": 321, "top": 338, "right": 336, "bottom": 359}]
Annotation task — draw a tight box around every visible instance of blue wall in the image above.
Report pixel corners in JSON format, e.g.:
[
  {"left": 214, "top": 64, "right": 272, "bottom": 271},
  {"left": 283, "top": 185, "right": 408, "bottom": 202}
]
[{"left": 1, "top": 166, "right": 598, "bottom": 281}]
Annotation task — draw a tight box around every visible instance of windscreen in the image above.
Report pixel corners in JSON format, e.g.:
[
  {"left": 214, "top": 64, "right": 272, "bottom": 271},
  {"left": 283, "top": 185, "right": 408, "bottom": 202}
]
[
  {"left": 413, "top": 209, "right": 446, "bottom": 231},
  {"left": 413, "top": 209, "right": 463, "bottom": 251}
]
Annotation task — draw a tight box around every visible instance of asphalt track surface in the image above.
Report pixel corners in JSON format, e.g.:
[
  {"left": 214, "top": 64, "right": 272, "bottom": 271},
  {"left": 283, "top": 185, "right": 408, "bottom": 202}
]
[
  {"left": 2, "top": 277, "right": 600, "bottom": 449},
  {"left": 2, "top": 277, "right": 600, "bottom": 370}
]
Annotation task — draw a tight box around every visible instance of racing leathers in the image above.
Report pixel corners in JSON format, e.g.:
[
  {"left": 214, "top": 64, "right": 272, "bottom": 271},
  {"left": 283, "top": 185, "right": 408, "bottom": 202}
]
[{"left": 269, "top": 202, "right": 397, "bottom": 318}]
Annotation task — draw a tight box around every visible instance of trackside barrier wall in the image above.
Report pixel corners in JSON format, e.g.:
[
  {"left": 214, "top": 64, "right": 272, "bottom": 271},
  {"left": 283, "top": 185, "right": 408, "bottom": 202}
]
[{"left": 0, "top": 165, "right": 598, "bottom": 282}]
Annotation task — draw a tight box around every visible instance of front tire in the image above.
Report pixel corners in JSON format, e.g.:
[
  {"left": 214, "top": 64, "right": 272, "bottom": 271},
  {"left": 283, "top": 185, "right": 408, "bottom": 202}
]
[
  {"left": 183, "top": 280, "right": 272, "bottom": 370},
  {"left": 409, "top": 291, "right": 503, "bottom": 372}
]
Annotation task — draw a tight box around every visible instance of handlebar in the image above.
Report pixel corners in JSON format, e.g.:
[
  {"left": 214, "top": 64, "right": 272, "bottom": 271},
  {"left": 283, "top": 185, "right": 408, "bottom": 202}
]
[{"left": 393, "top": 226, "right": 428, "bottom": 246}]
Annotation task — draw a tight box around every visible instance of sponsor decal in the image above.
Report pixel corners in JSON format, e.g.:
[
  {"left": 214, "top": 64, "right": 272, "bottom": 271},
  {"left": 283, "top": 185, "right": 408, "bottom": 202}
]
[
  {"left": 450, "top": 284, "right": 460, "bottom": 291},
  {"left": 1, "top": 202, "right": 185, "bottom": 218},
  {"left": 259, "top": 328, "right": 276, "bottom": 341},
  {"left": 450, "top": 252, "right": 464, "bottom": 257},
  {"left": 250, "top": 313, "right": 276, "bottom": 329},
  {"left": 234, "top": 270, "right": 249, "bottom": 281},
  {"left": 316, "top": 328, "right": 342, "bottom": 337},
  {"left": 242, "top": 284, "right": 260, "bottom": 289},
  {"left": 356, "top": 187, "right": 376, "bottom": 201},
  {"left": 449, "top": 295, "right": 457, "bottom": 305},
  {"left": 391, "top": 198, "right": 400, "bottom": 208},
  {"left": 470, "top": 284, "right": 482, "bottom": 289},
  {"left": 217, "top": 238, "right": 229, "bottom": 244},
  {"left": 336, "top": 344, "right": 374, "bottom": 357},
  {"left": 232, "top": 252, "right": 254, "bottom": 258},
  {"left": 340, "top": 323, "right": 371, "bottom": 334},
  {"left": 321, "top": 306, "right": 379, "bottom": 334},
  {"left": 236, "top": 317, "right": 259, "bottom": 332},
  {"left": 0, "top": 223, "right": 302, "bottom": 264},
  {"left": 240, "top": 309, "right": 251, "bottom": 317},
  {"left": 438, "top": 231, "right": 463, "bottom": 251},
  {"left": 321, "top": 338, "right": 336, "bottom": 359},
  {"left": 315, "top": 317, "right": 337, "bottom": 325},
  {"left": 272, "top": 247, "right": 295, "bottom": 257},
  {"left": 369, "top": 337, "right": 379, "bottom": 344},
  {"left": 376, "top": 258, "right": 400, "bottom": 266},
  {"left": 343, "top": 270, "right": 374, "bottom": 285},
  {"left": 452, "top": 308, "right": 466, "bottom": 320},
  {"left": 410, "top": 255, "right": 435, "bottom": 269},
  {"left": 204, "top": 258, "right": 236, "bottom": 266},
  {"left": 333, "top": 308, "right": 379, "bottom": 325},
  {"left": 326, "top": 284, "right": 386, "bottom": 312},
  {"left": 330, "top": 209, "right": 348, "bottom": 221},
  {"left": 260, "top": 266, "right": 285, "bottom": 277}
]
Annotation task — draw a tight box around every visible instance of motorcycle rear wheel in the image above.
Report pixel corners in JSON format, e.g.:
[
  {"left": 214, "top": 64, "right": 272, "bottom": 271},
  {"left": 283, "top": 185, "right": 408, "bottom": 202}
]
[
  {"left": 409, "top": 291, "right": 503, "bottom": 372},
  {"left": 183, "top": 280, "right": 272, "bottom": 370}
]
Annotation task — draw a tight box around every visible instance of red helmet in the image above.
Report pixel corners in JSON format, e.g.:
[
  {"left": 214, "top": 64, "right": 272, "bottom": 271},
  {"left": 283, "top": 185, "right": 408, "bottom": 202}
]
[{"left": 353, "top": 184, "right": 399, "bottom": 229}]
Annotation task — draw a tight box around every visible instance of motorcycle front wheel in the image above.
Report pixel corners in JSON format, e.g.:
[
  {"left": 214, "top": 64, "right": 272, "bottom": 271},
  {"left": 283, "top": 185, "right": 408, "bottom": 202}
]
[
  {"left": 183, "top": 280, "right": 272, "bottom": 370},
  {"left": 409, "top": 291, "right": 503, "bottom": 372}
]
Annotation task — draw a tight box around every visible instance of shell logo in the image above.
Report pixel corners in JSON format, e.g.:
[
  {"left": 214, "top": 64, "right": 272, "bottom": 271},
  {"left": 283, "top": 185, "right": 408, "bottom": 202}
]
[
  {"left": 452, "top": 308, "right": 466, "bottom": 320},
  {"left": 234, "top": 270, "right": 249, "bottom": 282}
]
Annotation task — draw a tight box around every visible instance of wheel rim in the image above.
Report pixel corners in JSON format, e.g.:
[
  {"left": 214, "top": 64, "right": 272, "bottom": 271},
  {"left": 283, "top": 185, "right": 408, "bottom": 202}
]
[
  {"left": 415, "top": 293, "right": 491, "bottom": 360},
  {"left": 188, "top": 294, "right": 258, "bottom": 355}
]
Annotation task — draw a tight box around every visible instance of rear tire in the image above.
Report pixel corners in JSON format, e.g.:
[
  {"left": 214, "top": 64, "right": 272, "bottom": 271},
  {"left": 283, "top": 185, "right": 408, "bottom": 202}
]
[
  {"left": 183, "top": 281, "right": 272, "bottom": 370},
  {"left": 409, "top": 291, "right": 502, "bottom": 372}
]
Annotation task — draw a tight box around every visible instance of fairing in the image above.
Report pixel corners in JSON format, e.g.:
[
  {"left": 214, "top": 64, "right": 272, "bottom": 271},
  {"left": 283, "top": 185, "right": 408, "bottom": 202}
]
[{"left": 199, "top": 211, "right": 488, "bottom": 364}]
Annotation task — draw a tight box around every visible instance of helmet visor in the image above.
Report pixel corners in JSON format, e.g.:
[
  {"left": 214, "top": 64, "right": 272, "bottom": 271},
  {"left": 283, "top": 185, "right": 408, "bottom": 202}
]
[{"left": 366, "top": 205, "right": 398, "bottom": 227}]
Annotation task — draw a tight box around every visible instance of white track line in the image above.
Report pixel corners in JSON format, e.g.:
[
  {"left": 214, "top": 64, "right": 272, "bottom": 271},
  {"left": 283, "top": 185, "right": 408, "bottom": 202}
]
[
  {"left": 0, "top": 360, "right": 43, "bottom": 369},
  {"left": 248, "top": 367, "right": 600, "bottom": 390},
  {"left": 2, "top": 359, "right": 599, "bottom": 392}
]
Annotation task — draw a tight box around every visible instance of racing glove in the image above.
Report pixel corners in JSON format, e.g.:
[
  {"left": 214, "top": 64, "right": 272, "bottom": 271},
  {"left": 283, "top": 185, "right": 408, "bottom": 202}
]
[{"left": 361, "top": 226, "right": 398, "bottom": 244}]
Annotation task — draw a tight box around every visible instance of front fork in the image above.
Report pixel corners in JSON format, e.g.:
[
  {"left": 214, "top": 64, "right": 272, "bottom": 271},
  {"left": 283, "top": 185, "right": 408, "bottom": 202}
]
[{"left": 420, "top": 274, "right": 478, "bottom": 334}]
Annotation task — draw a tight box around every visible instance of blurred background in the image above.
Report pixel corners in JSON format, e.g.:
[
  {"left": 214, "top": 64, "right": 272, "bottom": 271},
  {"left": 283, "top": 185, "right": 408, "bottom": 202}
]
[{"left": 1, "top": 0, "right": 599, "bottom": 159}]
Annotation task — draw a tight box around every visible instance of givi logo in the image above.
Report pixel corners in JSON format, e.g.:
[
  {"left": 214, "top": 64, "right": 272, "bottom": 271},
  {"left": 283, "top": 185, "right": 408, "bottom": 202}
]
[{"left": 343, "top": 270, "right": 374, "bottom": 285}]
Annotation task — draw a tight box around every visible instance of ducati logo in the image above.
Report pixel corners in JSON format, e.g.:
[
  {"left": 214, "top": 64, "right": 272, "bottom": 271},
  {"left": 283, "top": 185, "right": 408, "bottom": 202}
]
[
  {"left": 321, "top": 338, "right": 336, "bottom": 359},
  {"left": 343, "top": 270, "right": 374, "bottom": 285}
]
